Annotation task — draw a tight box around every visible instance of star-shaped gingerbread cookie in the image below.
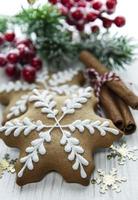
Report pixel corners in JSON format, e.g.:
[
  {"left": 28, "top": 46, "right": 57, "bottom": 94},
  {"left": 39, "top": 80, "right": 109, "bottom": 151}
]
[{"left": 0, "top": 68, "right": 122, "bottom": 186}]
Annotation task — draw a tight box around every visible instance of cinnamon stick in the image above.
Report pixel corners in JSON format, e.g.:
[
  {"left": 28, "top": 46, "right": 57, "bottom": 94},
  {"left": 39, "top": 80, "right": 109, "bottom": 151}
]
[
  {"left": 80, "top": 51, "right": 138, "bottom": 109},
  {"left": 115, "top": 97, "right": 136, "bottom": 134},
  {"left": 100, "top": 86, "right": 124, "bottom": 130}
]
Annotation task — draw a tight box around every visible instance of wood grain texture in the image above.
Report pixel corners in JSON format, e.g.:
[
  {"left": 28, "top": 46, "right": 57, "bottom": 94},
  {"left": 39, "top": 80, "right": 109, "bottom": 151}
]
[{"left": 0, "top": 62, "right": 138, "bottom": 200}]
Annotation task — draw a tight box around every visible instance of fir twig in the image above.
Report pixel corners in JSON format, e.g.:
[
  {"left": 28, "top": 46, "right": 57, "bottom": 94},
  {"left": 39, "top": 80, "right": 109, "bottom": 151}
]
[
  {"left": 78, "top": 33, "right": 136, "bottom": 70},
  {"left": 0, "top": 15, "right": 8, "bottom": 33}
]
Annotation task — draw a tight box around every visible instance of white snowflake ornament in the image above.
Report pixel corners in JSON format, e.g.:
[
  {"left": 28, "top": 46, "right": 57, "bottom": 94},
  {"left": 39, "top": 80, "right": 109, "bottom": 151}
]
[
  {"left": 109, "top": 142, "right": 138, "bottom": 165},
  {"left": 94, "top": 168, "right": 127, "bottom": 193}
]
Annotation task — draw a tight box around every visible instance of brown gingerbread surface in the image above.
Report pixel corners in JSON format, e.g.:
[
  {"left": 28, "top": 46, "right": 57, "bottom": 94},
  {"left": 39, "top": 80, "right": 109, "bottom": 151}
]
[{"left": 0, "top": 68, "right": 122, "bottom": 186}]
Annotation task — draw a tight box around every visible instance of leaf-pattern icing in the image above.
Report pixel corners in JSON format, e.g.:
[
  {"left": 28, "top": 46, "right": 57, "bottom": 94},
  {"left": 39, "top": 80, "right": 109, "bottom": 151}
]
[
  {"left": 7, "top": 95, "right": 29, "bottom": 119},
  {"left": 0, "top": 87, "right": 119, "bottom": 179},
  {"left": 0, "top": 117, "right": 46, "bottom": 137},
  {"left": 68, "top": 120, "right": 119, "bottom": 136},
  {"left": 0, "top": 81, "right": 36, "bottom": 93},
  {"left": 48, "top": 68, "right": 81, "bottom": 87},
  {"left": 5, "top": 68, "right": 81, "bottom": 119}
]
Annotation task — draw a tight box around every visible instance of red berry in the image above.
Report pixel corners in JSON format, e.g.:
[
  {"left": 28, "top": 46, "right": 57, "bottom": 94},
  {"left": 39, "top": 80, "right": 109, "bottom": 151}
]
[
  {"left": 17, "top": 44, "right": 28, "bottom": 59},
  {"left": 0, "top": 54, "right": 7, "bottom": 67},
  {"left": 106, "top": 0, "right": 117, "bottom": 10},
  {"left": 26, "top": 50, "right": 36, "bottom": 61},
  {"left": 22, "top": 66, "right": 36, "bottom": 83},
  {"left": 114, "top": 16, "right": 126, "bottom": 27},
  {"left": 91, "top": 25, "right": 100, "bottom": 33},
  {"left": 5, "top": 64, "right": 16, "bottom": 77},
  {"left": 31, "top": 57, "right": 42, "bottom": 71},
  {"left": 72, "top": 10, "right": 84, "bottom": 21},
  {"left": 78, "top": 2, "right": 86, "bottom": 7},
  {"left": 92, "top": 1, "right": 102, "bottom": 10},
  {"left": 14, "top": 67, "right": 21, "bottom": 80},
  {"left": 49, "top": 0, "right": 57, "bottom": 4},
  {"left": 60, "top": 6, "right": 68, "bottom": 15},
  {"left": 7, "top": 51, "right": 19, "bottom": 63},
  {"left": 16, "top": 38, "right": 33, "bottom": 48},
  {"left": 76, "top": 24, "right": 84, "bottom": 31},
  {"left": 66, "top": 18, "right": 75, "bottom": 25},
  {"left": 86, "top": 12, "right": 97, "bottom": 22},
  {"left": 61, "top": 0, "right": 70, "bottom": 5},
  {"left": 66, "top": 2, "right": 73, "bottom": 9},
  {"left": 0, "top": 34, "right": 4, "bottom": 45},
  {"left": 102, "top": 18, "right": 112, "bottom": 28},
  {"left": 4, "top": 31, "right": 15, "bottom": 42}
]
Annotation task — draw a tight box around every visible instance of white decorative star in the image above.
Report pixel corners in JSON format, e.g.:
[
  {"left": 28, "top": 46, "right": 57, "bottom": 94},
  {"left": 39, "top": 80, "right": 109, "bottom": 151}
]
[
  {"left": 93, "top": 168, "right": 126, "bottom": 193},
  {"left": 109, "top": 142, "right": 138, "bottom": 165}
]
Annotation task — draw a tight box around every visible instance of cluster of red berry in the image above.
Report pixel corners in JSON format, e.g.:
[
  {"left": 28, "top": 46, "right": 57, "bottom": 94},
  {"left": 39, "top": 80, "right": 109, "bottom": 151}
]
[
  {"left": 0, "top": 31, "right": 43, "bottom": 83},
  {"left": 49, "top": 0, "right": 126, "bottom": 32}
]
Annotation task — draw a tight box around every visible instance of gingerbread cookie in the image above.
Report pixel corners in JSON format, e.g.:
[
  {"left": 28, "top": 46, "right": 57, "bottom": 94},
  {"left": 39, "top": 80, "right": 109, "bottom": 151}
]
[
  {"left": 0, "top": 68, "right": 122, "bottom": 186},
  {"left": 0, "top": 67, "right": 83, "bottom": 123}
]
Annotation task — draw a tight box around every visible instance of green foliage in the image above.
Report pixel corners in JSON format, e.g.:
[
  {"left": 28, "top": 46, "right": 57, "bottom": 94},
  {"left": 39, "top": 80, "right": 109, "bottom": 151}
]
[
  {"left": 0, "top": 16, "right": 8, "bottom": 33},
  {"left": 78, "top": 33, "right": 136, "bottom": 70},
  {"left": 16, "top": 4, "right": 78, "bottom": 69},
  {"left": 16, "top": 4, "right": 61, "bottom": 33}
]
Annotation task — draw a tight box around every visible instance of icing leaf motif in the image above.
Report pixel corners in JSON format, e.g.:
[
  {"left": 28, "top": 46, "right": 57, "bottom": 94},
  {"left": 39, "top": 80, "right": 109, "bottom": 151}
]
[
  {"left": 0, "top": 81, "right": 36, "bottom": 93},
  {"left": 36, "top": 70, "right": 49, "bottom": 86},
  {"left": 18, "top": 130, "right": 51, "bottom": 177},
  {"left": 52, "top": 85, "right": 80, "bottom": 95},
  {"left": 0, "top": 117, "right": 46, "bottom": 137},
  {"left": 62, "top": 87, "right": 92, "bottom": 114},
  {"left": 29, "top": 89, "right": 58, "bottom": 118},
  {"left": 0, "top": 86, "right": 120, "bottom": 180},
  {"left": 48, "top": 68, "right": 81, "bottom": 87},
  {"left": 7, "top": 95, "right": 29, "bottom": 119},
  {"left": 69, "top": 120, "right": 119, "bottom": 136},
  {"left": 60, "top": 131, "right": 88, "bottom": 178}
]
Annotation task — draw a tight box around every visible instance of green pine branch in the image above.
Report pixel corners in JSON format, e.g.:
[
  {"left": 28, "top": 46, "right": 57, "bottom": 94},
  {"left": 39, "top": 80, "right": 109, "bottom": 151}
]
[
  {"left": 0, "top": 15, "right": 8, "bottom": 33},
  {"left": 78, "top": 33, "right": 136, "bottom": 70}
]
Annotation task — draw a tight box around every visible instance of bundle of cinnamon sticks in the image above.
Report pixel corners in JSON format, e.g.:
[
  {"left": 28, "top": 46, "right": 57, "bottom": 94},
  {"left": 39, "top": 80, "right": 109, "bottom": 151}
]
[{"left": 80, "top": 50, "right": 138, "bottom": 134}]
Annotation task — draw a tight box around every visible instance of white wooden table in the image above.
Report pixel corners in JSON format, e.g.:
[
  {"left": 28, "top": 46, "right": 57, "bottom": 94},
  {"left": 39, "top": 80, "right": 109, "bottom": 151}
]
[{"left": 0, "top": 60, "right": 138, "bottom": 200}]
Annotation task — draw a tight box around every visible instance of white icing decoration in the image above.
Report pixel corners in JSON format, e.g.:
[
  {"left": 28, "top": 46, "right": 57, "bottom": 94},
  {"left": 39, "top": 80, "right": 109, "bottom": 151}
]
[
  {"left": 51, "top": 84, "right": 80, "bottom": 95},
  {"left": 48, "top": 68, "right": 81, "bottom": 87},
  {"left": 0, "top": 81, "right": 36, "bottom": 93},
  {"left": 60, "top": 131, "right": 88, "bottom": 178},
  {"left": 17, "top": 88, "right": 91, "bottom": 178},
  {"left": 36, "top": 68, "right": 82, "bottom": 95},
  {"left": 0, "top": 87, "right": 120, "bottom": 179},
  {"left": 7, "top": 95, "right": 29, "bottom": 119},
  {"left": 0, "top": 117, "right": 46, "bottom": 137},
  {"left": 6, "top": 68, "right": 81, "bottom": 119},
  {"left": 68, "top": 120, "right": 119, "bottom": 136},
  {"left": 18, "top": 130, "right": 51, "bottom": 178},
  {"left": 62, "top": 87, "right": 92, "bottom": 114},
  {"left": 29, "top": 89, "right": 58, "bottom": 119},
  {"left": 36, "top": 70, "right": 49, "bottom": 88}
]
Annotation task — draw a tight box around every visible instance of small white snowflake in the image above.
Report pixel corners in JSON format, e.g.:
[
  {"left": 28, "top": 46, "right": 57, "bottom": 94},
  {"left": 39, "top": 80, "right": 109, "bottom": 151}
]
[
  {"left": 109, "top": 142, "right": 138, "bottom": 165},
  {"left": 93, "top": 168, "right": 127, "bottom": 193}
]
